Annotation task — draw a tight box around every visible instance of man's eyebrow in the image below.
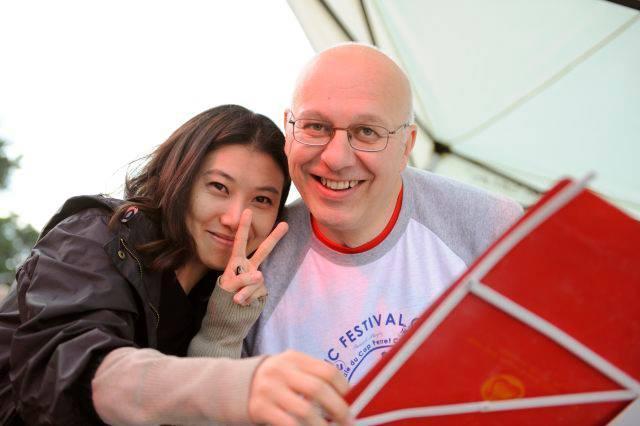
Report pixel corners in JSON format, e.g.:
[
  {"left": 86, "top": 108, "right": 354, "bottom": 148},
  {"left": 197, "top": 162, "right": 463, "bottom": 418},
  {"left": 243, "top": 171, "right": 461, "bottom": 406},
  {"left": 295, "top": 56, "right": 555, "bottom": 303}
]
[
  {"left": 350, "top": 114, "right": 387, "bottom": 125},
  {"left": 296, "top": 111, "right": 387, "bottom": 125},
  {"left": 295, "top": 110, "right": 331, "bottom": 121}
]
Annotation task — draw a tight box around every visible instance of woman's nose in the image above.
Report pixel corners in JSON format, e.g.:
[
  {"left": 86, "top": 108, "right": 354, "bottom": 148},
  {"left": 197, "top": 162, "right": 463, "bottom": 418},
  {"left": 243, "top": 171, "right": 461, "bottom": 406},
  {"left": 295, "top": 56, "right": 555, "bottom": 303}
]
[{"left": 219, "top": 200, "right": 244, "bottom": 231}]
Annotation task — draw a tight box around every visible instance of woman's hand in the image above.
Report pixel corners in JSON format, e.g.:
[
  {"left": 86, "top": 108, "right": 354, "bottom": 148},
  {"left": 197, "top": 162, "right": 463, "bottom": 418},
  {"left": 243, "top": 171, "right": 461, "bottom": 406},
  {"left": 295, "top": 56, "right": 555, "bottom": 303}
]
[
  {"left": 249, "top": 350, "right": 352, "bottom": 426},
  {"left": 217, "top": 209, "right": 288, "bottom": 305}
]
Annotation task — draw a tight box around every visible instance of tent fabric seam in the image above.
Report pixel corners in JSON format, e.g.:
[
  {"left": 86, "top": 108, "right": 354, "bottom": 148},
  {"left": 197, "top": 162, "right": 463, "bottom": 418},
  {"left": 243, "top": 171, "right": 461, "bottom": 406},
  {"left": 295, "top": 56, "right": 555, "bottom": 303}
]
[{"left": 447, "top": 14, "right": 639, "bottom": 145}]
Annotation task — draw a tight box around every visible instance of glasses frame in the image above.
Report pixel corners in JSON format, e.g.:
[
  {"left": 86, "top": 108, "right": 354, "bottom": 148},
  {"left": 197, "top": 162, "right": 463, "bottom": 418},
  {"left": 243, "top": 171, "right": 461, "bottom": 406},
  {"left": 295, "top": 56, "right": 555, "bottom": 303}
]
[{"left": 288, "top": 113, "right": 410, "bottom": 153}]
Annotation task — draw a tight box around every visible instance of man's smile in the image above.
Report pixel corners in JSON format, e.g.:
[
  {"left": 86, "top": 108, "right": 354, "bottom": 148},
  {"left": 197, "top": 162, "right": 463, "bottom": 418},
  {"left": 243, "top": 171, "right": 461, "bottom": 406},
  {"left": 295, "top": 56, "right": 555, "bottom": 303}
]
[{"left": 314, "top": 175, "right": 362, "bottom": 191}]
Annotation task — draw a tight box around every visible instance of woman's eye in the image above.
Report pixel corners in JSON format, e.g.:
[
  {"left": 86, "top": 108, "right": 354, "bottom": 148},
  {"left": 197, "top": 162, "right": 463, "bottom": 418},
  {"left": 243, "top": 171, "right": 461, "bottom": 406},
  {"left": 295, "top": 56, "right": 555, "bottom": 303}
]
[
  {"left": 209, "top": 182, "right": 228, "bottom": 193},
  {"left": 255, "top": 196, "right": 273, "bottom": 205}
]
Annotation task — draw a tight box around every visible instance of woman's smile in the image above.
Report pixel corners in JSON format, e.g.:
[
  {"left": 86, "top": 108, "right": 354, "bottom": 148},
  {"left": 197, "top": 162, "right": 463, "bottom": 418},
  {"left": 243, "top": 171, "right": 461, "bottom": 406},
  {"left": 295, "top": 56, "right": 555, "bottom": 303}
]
[{"left": 207, "top": 230, "right": 235, "bottom": 247}]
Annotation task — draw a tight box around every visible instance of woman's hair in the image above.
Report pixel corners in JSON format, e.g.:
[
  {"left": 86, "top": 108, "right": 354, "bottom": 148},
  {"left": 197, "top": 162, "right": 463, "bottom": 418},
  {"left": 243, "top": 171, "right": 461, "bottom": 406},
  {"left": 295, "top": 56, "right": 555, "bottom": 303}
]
[{"left": 111, "top": 104, "right": 291, "bottom": 271}]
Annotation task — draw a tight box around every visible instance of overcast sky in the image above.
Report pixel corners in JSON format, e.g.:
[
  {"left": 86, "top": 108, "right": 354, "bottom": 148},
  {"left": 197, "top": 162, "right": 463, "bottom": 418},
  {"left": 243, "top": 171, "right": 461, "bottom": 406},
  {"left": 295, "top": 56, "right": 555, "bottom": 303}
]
[{"left": 0, "top": 0, "right": 312, "bottom": 230}]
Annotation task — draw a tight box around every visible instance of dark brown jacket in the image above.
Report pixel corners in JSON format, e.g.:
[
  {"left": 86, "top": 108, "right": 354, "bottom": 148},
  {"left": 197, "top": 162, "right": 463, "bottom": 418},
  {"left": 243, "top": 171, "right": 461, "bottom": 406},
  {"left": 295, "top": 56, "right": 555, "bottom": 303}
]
[{"left": 0, "top": 195, "right": 164, "bottom": 425}]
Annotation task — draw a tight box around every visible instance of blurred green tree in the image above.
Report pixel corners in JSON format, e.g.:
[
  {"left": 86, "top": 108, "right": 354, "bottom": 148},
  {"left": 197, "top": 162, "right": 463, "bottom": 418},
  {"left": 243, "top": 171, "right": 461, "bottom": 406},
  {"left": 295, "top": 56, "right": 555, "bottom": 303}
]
[{"left": 1, "top": 138, "right": 38, "bottom": 289}]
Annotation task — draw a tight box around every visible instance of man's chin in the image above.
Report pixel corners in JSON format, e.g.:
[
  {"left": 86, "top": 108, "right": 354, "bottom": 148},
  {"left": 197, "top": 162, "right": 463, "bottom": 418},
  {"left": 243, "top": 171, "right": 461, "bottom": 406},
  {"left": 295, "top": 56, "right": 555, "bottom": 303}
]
[{"left": 312, "top": 210, "right": 358, "bottom": 234}]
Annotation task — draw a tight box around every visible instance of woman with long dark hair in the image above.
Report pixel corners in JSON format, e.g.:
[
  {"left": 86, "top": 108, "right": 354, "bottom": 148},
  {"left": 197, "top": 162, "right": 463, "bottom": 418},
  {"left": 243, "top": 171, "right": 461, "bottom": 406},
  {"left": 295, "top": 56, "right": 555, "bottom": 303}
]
[{"left": 0, "top": 105, "right": 350, "bottom": 425}]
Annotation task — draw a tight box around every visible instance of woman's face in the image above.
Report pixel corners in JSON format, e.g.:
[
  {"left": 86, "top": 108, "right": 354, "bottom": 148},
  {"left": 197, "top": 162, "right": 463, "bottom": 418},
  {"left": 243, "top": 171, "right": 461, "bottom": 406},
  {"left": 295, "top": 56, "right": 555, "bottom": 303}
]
[{"left": 185, "top": 144, "right": 285, "bottom": 271}]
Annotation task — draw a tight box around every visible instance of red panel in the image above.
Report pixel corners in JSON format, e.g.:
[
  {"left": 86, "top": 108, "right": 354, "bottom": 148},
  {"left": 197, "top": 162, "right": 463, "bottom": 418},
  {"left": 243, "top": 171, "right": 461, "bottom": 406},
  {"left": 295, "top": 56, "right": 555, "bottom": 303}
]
[{"left": 347, "top": 179, "right": 640, "bottom": 425}]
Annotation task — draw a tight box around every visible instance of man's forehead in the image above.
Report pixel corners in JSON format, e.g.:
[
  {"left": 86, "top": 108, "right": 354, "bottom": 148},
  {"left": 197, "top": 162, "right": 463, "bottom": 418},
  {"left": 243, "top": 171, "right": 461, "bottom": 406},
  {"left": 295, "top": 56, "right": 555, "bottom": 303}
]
[
  {"left": 293, "top": 46, "right": 411, "bottom": 123},
  {"left": 294, "top": 77, "right": 405, "bottom": 125}
]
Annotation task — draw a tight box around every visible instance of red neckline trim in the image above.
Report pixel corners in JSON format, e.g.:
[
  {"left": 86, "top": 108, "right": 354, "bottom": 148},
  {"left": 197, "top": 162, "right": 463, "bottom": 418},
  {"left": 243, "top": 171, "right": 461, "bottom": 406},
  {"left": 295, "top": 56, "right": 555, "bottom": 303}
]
[{"left": 311, "top": 187, "right": 403, "bottom": 254}]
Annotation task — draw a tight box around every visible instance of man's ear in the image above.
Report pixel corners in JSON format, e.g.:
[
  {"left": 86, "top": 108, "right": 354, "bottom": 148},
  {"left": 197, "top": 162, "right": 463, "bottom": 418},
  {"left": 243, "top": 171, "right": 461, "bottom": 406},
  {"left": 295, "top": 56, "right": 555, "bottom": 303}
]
[
  {"left": 283, "top": 109, "right": 293, "bottom": 156},
  {"left": 400, "top": 124, "right": 417, "bottom": 169}
]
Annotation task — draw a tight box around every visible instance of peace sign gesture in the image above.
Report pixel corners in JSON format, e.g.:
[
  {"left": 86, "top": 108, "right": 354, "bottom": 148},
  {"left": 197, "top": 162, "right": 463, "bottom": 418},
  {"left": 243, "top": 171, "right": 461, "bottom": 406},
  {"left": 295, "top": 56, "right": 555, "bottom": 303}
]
[{"left": 217, "top": 209, "right": 289, "bottom": 305}]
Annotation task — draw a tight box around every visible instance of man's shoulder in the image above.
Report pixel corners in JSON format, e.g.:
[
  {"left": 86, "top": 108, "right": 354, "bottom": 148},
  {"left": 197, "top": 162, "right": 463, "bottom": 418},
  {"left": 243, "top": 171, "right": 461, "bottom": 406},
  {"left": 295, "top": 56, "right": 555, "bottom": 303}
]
[
  {"left": 263, "top": 198, "right": 312, "bottom": 268},
  {"left": 402, "top": 167, "right": 522, "bottom": 265},
  {"left": 404, "top": 166, "right": 493, "bottom": 196},
  {"left": 403, "top": 167, "right": 522, "bottom": 219},
  {"left": 282, "top": 197, "right": 309, "bottom": 224}
]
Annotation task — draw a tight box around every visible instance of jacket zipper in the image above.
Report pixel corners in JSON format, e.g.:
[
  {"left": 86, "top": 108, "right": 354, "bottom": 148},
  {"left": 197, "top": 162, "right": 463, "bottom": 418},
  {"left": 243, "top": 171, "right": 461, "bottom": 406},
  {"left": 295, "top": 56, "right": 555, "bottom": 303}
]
[{"left": 119, "top": 238, "right": 160, "bottom": 329}]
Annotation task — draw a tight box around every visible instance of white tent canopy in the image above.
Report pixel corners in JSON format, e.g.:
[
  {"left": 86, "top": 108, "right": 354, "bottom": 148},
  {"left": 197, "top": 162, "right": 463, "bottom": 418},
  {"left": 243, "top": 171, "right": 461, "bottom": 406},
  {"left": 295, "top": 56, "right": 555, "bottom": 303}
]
[{"left": 287, "top": 0, "right": 640, "bottom": 217}]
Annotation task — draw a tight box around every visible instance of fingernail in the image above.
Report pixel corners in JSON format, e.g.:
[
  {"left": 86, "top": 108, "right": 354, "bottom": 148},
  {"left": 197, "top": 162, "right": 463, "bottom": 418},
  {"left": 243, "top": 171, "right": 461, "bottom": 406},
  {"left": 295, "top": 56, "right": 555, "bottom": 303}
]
[{"left": 235, "top": 296, "right": 245, "bottom": 305}]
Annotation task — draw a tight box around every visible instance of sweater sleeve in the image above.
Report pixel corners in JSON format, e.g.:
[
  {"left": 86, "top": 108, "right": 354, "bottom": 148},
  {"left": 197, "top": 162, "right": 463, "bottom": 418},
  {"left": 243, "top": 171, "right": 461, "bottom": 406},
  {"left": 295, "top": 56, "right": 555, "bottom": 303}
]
[
  {"left": 188, "top": 279, "right": 265, "bottom": 358},
  {"left": 92, "top": 347, "right": 266, "bottom": 425}
]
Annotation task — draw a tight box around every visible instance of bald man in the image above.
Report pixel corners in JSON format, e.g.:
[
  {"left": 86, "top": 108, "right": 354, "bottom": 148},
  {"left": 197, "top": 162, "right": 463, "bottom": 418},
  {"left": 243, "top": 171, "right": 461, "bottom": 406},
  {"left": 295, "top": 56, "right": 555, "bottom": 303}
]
[{"left": 193, "top": 44, "right": 522, "bottom": 390}]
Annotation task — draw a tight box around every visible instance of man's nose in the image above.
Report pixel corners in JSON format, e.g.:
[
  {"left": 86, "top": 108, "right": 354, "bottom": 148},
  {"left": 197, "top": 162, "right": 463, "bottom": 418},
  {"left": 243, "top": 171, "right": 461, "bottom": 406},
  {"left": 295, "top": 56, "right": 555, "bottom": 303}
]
[{"left": 320, "top": 129, "right": 356, "bottom": 171}]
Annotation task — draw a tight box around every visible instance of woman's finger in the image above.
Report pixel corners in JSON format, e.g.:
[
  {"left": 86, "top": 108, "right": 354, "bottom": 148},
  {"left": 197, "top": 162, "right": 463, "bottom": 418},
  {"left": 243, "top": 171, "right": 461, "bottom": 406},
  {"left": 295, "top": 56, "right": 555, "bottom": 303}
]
[
  {"left": 250, "top": 221, "right": 289, "bottom": 268},
  {"left": 250, "top": 351, "right": 352, "bottom": 425},
  {"left": 233, "top": 280, "right": 267, "bottom": 306},
  {"left": 272, "top": 385, "right": 328, "bottom": 426},
  {"left": 249, "top": 358, "right": 330, "bottom": 426},
  {"left": 229, "top": 209, "right": 252, "bottom": 262},
  {"left": 248, "top": 385, "right": 302, "bottom": 426},
  {"left": 218, "top": 270, "right": 262, "bottom": 293},
  {"left": 284, "top": 368, "right": 350, "bottom": 424},
  {"left": 298, "top": 355, "right": 350, "bottom": 397},
  {"left": 257, "top": 406, "right": 299, "bottom": 426}
]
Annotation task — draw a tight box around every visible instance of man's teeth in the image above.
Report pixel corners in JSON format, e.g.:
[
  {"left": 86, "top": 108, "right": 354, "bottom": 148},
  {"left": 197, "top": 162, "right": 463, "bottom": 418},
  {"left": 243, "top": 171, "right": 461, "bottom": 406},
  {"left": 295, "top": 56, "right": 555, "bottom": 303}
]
[{"left": 320, "top": 177, "right": 359, "bottom": 190}]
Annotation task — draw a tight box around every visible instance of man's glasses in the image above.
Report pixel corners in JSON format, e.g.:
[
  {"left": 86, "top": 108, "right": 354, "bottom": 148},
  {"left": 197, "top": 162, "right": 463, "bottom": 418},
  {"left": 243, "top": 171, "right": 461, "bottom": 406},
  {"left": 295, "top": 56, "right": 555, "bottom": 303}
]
[{"left": 288, "top": 114, "right": 409, "bottom": 152}]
